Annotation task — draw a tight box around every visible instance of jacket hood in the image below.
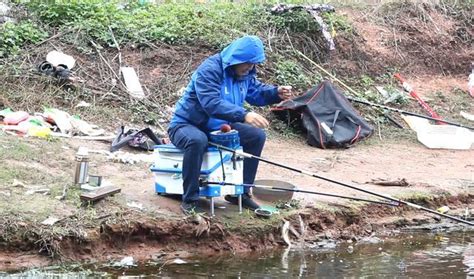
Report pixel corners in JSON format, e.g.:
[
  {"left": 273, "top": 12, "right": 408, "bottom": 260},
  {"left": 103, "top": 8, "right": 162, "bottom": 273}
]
[{"left": 220, "top": 36, "right": 266, "bottom": 70}]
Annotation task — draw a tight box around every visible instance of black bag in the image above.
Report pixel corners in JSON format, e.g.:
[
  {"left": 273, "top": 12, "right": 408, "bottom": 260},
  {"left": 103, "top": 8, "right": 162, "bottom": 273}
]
[
  {"left": 111, "top": 126, "right": 164, "bottom": 152},
  {"left": 273, "top": 81, "right": 373, "bottom": 148}
]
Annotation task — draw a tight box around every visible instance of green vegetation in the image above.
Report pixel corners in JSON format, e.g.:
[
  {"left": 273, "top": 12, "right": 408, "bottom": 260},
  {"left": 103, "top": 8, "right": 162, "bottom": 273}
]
[
  {"left": 275, "top": 60, "right": 311, "bottom": 90},
  {"left": 0, "top": 21, "right": 47, "bottom": 57},
  {"left": 23, "top": 1, "right": 330, "bottom": 48}
]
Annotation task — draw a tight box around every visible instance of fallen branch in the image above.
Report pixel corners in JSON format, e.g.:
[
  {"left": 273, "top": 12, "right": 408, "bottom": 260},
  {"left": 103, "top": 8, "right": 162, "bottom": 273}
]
[
  {"left": 368, "top": 178, "right": 410, "bottom": 187},
  {"left": 34, "top": 28, "right": 76, "bottom": 47},
  {"left": 90, "top": 40, "right": 127, "bottom": 90},
  {"left": 108, "top": 26, "right": 122, "bottom": 73}
]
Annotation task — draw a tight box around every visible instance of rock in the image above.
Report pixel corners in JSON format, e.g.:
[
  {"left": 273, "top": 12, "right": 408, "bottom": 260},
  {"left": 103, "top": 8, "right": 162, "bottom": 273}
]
[
  {"left": 364, "top": 223, "right": 373, "bottom": 233},
  {"left": 340, "top": 230, "right": 354, "bottom": 240},
  {"left": 311, "top": 239, "right": 337, "bottom": 250},
  {"left": 324, "top": 231, "right": 333, "bottom": 239},
  {"left": 281, "top": 220, "right": 291, "bottom": 247},
  {"left": 151, "top": 252, "right": 167, "bottom": 261},
  {"left": 41, "top": 216, "right": 60, "bottom": 226},
  {"left": 171, "top": 258, "right": 186, "bottom": 264},
  {"left": 113, "top": 256, "right": 135, "bottom": 267},
  {"left": 0, "top": 3, "right": 11, "bottom": 15},
  {"left": 268, "top": 233, "right": 275, "bottom": 243},
  {"left": 347, "top": 245, "right": 354, "bottom": 254},
  {"left": 299, "top": 210, "right": 312, "bottom": 218},
  {"left": 359, "top": 236, "right": 383, "bottom": 245}
]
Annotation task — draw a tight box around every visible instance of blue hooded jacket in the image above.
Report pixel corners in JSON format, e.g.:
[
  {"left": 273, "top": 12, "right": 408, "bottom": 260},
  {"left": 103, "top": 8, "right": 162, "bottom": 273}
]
[{"left": 169, "top": 36, "right": 281, "bottom": 132}]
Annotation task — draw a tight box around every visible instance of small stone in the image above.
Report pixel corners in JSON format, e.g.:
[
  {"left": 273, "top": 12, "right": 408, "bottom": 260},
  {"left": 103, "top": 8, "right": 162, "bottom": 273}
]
[
  {"left": 324, "top": 232, "right": 333, "bottom": 239},
  {"left": 347, "top": 245, "right": 354, "bottom": 254},
  {"left": 268, "top": 233, "right": 275, "bottom": 243}
]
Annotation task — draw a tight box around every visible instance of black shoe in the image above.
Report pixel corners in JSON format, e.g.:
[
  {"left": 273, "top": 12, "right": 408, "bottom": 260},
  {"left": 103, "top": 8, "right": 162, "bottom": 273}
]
[
  {"left": 180, "top": 201, "right": 205, "bottom": 215},
  {"left": 224, "top": 194, "right": 260, "bottom": 210}
]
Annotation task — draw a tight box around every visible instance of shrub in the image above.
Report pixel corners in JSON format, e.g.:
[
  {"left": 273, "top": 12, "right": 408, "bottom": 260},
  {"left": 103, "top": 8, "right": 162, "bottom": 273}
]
[{"left": 0, "top": 21, "right": 47, "bottom": 57}]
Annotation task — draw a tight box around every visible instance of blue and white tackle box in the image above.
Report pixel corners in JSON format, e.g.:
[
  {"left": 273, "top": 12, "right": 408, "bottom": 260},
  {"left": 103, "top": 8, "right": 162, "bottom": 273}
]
[{"left": 151, "top": 144, "right": 244, "bottom": 196}]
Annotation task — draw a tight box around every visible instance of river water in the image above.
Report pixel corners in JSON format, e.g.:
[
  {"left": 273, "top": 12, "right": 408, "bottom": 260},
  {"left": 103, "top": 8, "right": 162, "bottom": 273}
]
[{"left": 2, "top": 230, "right": 473, "bottom": 278}]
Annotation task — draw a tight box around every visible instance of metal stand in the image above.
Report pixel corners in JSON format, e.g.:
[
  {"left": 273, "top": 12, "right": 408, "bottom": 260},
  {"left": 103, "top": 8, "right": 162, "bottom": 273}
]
[
  {"left": 238, "top": 194, "right": 242, "bottom": 214},
  {"left": 210, "top": 197, "right": 215, "bottom": 217}
]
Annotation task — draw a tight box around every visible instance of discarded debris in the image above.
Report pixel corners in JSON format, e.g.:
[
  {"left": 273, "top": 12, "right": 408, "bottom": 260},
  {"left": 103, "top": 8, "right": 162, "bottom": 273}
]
[
  {"left": 37, "top": 51, "right": 79, "bottom": 83},
  {"left": 127, "top": 201, "right": 144, "bottom": 211},
  {"left": 281, "top": 220, "right": 291, "bottom": 247},
  {"left": 358, "top": 236, "right": 383, "bottom": 245},
  {"left": 3, "top": 111, "right": 29, "bottom": 125},
  {"left": 309, "top": 239, "right": 337, "bottom": 250},
  {"left": 194, "top": 215, "right": 211, "bottom": 238},
  {"left": 171, "top": 258, "right": 187, "bottom": 265},
  {"left": 395, "top": 73, "right": 443, "bottom": 123},
  {"left": 107, "top": 151, "right": 154, "bottom": 165},
  {"left": 255, "top": 208, "right": 272, "bottom": 218},
  {"left": 402, "top": 115, "right": 474, "bottom": 150},
  {"left": 12, "top": 179, "right": 26, "bottom": 188},
  {"left": 41, "top": 216, "right": 60, "bottom": 226},
  {"left": 298, "top": 215, "right": 306, "bottom": 236},
  {"left": 271, "top": 4, "right": 336, "bottom": 50},
  {"left": 75, "top": 101, "right": 91, "bottom": 108},
  {"left": 437, "top": 206, "right": 450, "bottom": 214},
  {"left": 88, "top": 175, "right": 102, "bottom": 187},
  {"left": 121, "top": 66, "right": 145, "bottom": 99},
  {"left": 369, "top": 178, "right": 410, "bottom": 187},
  {"left": 55, "top": 184, "right": 68, "bottom": 200},
  {"left": 461, "top": 111, "right": 474, "bottom": 122},
  {"left": 113, "top": 256, "right": 135, "bottom": 267},
  {"left": 46, "top": 50, "right": 76, "bottom": 69},
  {"left": 111, "top": 126, "right": 166, "bottom": 152},
  {"left": 80, "top": 185, "right": 121, "bottom": 202},
  {"left": 1, "top": 107, "right": 107, "bottom": 139},
  {"left": 288, "top": 224, "right": 301, "bottom": 239},
  {"left": 25, "top": 188, "right": 50, "bottom": 195}
]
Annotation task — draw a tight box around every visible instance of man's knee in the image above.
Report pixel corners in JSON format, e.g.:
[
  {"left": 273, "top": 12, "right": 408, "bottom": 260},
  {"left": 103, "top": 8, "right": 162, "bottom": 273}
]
[
  {"left": 253, "top": 127, "right": 266, "bottom": 145},
  {"left": 187, "top": 134, "right": 208, "bottom": 150}
]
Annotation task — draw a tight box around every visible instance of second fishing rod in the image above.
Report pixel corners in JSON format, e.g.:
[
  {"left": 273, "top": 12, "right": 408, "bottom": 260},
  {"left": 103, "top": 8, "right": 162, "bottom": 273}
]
[
  {"left": 209, "top": 141, "right": 474, "bottom": 226},
  {"left": 203, "top": 181, "right": 397, "bottom": 207}
]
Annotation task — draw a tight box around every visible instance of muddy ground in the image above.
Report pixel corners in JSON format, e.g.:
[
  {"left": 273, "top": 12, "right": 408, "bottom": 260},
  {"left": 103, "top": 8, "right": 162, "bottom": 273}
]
[
  {"left": 1, "top": 1, "right": 473, "bottom": 272},
  {"left": 0, "top": 130, "right": 472, "bottom": 271}
]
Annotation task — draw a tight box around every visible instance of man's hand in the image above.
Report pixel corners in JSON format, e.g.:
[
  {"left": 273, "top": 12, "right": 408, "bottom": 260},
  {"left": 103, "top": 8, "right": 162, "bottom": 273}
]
[
  {"left": 278, "top": 86, "right": 292, "bottom": 100},
  {"left": 244, "top": 112, "right": 269, "bottom": 129}
]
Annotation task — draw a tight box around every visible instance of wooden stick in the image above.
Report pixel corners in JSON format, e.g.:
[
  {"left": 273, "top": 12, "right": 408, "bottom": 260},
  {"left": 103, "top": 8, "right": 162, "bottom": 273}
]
[
  {"left": 296, "top": 50, "right": 362, "bottom": 98},
  {"left": 108, "top": 26, "right": 123, "bottom": 72},
  {"left": 90, "top": 40, "right": 127, "bottom": 90},
  {"left": 34, "top": 28, "right": 75, "bottom": 47}
]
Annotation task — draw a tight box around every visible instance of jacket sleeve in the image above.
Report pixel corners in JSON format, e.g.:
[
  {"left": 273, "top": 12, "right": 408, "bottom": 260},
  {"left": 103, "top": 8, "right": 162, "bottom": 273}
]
[
  {"left": 195, "top": 67, "right": 247, "bottom": 122},
  {"left": 245, "top": 77, "right": 281, "bottom": 106}
]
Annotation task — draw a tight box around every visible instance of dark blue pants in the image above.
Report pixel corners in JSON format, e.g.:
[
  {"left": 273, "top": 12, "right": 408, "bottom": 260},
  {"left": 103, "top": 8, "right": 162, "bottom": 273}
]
[{"left": 168, "top": 123, "right": 266, "bottom": 203}]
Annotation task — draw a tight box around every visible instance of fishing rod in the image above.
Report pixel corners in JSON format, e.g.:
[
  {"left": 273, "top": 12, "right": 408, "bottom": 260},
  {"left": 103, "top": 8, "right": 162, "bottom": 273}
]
[
  {"left": 208, "top": 141, "right": 474, "bottom": 226},
  {"left": 296, "top": 50, "right": 474, "bottom": 131},
  {"left": 204, "top": 181, "right": 398, "bottom": 206},
  {"left": 348, "top": 97, "right": 474, "bottom": 131}
]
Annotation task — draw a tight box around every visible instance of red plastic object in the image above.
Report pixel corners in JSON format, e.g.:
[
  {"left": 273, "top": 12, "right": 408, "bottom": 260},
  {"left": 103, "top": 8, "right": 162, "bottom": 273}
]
[
  {"left": 394, "top": 73, "right": 444, "bottom": 124},
  {"left": 3, "top": 111, "right": 29, "bottom": 125}
]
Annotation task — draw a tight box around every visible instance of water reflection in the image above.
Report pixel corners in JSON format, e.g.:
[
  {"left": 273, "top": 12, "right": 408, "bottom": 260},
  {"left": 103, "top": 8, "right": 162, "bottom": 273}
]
[{"left": 1, "top": 231, "right": 473, "bottom": 278}]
